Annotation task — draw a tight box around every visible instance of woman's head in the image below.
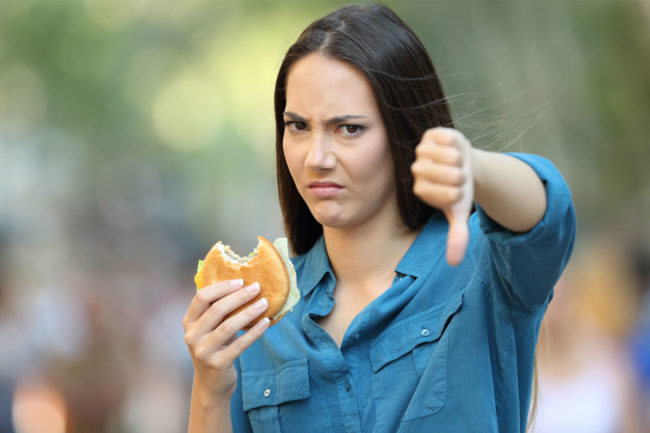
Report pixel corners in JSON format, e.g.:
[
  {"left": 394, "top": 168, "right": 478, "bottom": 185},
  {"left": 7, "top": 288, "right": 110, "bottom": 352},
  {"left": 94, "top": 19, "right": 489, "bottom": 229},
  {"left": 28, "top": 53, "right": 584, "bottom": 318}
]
[
  {"left": 275, "top": 3, "right": 454, "bottom": 254},
  {"left": 282, "top": 54, "right": 397, "bottom": 240}
]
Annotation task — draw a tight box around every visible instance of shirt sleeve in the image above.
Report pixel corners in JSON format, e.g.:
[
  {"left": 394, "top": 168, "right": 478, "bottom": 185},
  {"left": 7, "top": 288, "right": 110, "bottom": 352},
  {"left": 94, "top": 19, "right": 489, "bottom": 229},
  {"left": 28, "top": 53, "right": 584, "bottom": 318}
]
[
  {"left": 474, "top": 152, "right": 577, "bottom": 313},
  {"left": 231, "top": 358, "right": 253, "bottom": 433}
]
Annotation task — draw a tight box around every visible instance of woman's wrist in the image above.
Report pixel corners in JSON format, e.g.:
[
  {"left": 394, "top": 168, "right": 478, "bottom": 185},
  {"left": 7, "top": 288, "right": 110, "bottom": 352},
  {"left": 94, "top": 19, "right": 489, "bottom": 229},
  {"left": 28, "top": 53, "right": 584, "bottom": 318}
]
[
  {"left": 191, "top": 375, "right": 234, "bottom": 407},
  {"left": 469, "top": 148, "right": 546, "bottom": 232},
  {"left": 188, "top": 377, "right": 234, "bottom": 433}
]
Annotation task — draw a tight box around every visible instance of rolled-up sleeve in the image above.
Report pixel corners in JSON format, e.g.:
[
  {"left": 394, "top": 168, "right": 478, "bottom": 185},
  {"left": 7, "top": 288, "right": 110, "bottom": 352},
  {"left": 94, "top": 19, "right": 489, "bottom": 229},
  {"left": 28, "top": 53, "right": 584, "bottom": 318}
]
[{"left": 475, "top": 153, "right": 577, "bottom": 313}]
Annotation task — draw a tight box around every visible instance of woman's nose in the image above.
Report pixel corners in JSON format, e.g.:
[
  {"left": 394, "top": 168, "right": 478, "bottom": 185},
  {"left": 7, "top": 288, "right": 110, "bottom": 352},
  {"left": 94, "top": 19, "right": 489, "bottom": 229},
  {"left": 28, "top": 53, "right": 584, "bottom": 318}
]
[{"left": 305, "top": 133, "right": 336, "bottom": 171}]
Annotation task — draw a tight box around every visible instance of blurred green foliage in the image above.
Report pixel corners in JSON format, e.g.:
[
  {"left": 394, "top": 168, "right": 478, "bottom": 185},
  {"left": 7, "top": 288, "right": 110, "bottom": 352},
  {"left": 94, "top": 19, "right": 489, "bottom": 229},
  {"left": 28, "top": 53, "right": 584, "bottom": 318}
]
[
  {"left": 2, "top": 1, "right": 648, "bottom": 259},
  {"left": 1, "top": 1, "right": 649, "bottom": 431}
]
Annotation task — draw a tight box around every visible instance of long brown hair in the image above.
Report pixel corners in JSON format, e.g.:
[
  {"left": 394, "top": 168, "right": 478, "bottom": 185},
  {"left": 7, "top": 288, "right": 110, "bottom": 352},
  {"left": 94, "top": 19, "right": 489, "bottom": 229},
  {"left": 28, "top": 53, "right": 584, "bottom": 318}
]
[{"left": 274, "top": 3, "right": 454, "bottom": 255}]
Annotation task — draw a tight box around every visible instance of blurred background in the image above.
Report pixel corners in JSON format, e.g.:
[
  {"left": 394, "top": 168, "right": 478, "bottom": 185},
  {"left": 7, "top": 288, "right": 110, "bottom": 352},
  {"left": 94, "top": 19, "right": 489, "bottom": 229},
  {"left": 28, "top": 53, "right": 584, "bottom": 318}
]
[{"left": 0, "top": 0, "right": 648, "bottom": 432}]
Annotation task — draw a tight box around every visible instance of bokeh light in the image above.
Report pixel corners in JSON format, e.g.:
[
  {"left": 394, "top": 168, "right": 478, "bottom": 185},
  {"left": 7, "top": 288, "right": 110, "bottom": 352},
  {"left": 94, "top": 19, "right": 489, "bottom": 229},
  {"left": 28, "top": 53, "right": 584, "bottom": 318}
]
[
  {"left": 83, "top": 0, "right": 146, "bottom": 31},
  {"left": 0, "top": 64, "right": 47, "bottom": 135},
  {"left": 12, "top": 382, "right": 67, "bottom": 433},
  {"left": 0, "top": 1, "right": 648, "bottom": 432},
  {"left": 152, "top": 72, "right": 224, "bottom": 151},
  {"left": 96, "top": 156, "right": 163, "bottom": 229}
]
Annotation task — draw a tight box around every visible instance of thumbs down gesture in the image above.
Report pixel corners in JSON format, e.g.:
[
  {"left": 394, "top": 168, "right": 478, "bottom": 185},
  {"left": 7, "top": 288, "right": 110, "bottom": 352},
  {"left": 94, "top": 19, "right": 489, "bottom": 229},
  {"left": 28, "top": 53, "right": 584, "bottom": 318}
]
[{"left": 411, "top": 127, "right": 474, "bottom": 266}]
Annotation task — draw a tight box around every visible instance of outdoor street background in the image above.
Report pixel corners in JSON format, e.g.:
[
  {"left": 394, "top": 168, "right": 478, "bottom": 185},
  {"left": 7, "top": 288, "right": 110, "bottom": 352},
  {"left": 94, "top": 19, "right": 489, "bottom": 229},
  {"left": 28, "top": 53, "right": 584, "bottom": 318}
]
[{"left": 1, "top": 1, "right": 649, "bottom": 432}]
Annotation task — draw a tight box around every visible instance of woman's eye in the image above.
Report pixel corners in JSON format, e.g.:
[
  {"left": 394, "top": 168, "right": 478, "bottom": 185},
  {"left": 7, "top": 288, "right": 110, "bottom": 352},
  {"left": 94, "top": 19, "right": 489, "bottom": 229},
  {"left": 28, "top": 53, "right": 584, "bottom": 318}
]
[
  {"left": 339, "top": 124, "right": 364, "bottom": 136},
  {"left": 285, "top": 121, "right": 307, "bottom": 132}
]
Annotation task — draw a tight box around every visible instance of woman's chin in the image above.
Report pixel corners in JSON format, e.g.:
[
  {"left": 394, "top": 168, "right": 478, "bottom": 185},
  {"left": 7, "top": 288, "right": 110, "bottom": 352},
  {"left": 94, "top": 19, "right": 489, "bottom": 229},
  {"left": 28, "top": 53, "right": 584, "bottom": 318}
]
[
  {"left": 309, "top": 202, "right": 387, "bottom": 231},
  {"left": 310, "top": 208, "right": 351, "bottom": 229},
  {"left": 313, "top": 213, "right": 347, "bottom": 229}
]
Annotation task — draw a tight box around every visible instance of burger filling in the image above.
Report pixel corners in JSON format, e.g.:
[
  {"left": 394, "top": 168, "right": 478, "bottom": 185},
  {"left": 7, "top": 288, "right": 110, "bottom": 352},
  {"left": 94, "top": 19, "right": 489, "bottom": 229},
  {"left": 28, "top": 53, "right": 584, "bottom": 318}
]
[{"left": 272, "top": 238, "right": 300, "bottom": 320}]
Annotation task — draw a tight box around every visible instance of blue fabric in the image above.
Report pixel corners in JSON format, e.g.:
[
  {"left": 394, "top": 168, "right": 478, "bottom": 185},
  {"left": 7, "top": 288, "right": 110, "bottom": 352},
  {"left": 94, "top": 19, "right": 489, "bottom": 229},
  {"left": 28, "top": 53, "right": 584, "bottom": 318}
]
[{"left": 231, "top": 153, "right": 576, "bottom": 433}]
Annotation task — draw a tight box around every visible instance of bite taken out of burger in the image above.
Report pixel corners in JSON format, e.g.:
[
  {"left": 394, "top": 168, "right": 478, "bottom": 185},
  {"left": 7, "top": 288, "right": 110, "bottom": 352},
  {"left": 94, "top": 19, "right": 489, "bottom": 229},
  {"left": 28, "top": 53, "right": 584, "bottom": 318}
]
[{"left": 194, "top": 236, "right": 300, "bottom": 330}]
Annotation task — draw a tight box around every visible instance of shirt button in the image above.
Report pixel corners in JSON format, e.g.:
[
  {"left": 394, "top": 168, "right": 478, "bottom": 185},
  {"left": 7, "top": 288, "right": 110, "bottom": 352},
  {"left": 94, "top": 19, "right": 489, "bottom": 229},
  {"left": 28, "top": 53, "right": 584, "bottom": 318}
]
[
  {"left": 421, "top": 328, "right": 430, "bottom": 337},
  {"left": 263, "top": 388, "right": 271, "bottom": 398}
]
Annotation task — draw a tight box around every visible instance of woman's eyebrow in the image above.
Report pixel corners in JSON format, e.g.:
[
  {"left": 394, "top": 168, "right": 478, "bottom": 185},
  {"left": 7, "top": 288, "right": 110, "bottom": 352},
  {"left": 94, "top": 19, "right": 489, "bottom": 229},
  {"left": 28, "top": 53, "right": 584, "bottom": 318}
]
[
  {"left": 283, "top": 111, "right": 368, "bottom": 125},
  {"left": 327, "top": 114, "right": 368, "bottom": 124},
  {"left": 283, "top": 111, "right": 307, "bottom": 122}
]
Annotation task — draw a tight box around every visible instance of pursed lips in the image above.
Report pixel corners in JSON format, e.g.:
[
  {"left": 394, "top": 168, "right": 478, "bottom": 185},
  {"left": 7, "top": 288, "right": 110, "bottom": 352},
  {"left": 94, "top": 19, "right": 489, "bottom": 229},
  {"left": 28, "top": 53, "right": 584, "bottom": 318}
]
[{"left": 307, "top": 181, "right": 344, "bottom": 197}]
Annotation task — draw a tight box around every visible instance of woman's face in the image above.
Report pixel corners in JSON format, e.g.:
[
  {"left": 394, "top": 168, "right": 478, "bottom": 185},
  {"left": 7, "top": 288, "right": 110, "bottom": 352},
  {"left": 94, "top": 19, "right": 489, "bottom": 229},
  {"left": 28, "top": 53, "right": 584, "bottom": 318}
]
[{"left": 282, "top": 53, "right": 397, "bottom": 231}]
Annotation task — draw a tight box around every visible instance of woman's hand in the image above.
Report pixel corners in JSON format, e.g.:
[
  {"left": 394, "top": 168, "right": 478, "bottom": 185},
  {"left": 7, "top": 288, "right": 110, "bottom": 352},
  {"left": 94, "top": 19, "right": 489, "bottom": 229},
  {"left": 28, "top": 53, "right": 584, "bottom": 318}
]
[
  {"left": 183, "top": 279, "right": 270, "bottom": 399},
  {"left": 412, "top": 127, "right": 548, "bottom": 266},
  {"left": 411, "top": 127, "right": 474, "bottom": 266}
]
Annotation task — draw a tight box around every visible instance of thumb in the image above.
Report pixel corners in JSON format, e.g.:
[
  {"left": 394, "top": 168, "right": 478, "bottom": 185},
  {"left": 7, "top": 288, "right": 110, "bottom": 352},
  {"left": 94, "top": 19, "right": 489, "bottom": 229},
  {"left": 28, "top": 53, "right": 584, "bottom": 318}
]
[{"left": 445, "top": 211, "right": 469, "bottom": 266}]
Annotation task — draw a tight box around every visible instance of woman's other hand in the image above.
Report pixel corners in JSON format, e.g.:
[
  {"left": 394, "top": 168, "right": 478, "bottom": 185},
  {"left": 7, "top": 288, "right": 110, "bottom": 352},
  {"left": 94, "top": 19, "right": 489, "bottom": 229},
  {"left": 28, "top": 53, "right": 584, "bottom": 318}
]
[
  {"left": 183, "top": 279, "right": 270, "bottom": 398},
  {"left": 411, "top": 127, "right": 474, "bottom": 266}
]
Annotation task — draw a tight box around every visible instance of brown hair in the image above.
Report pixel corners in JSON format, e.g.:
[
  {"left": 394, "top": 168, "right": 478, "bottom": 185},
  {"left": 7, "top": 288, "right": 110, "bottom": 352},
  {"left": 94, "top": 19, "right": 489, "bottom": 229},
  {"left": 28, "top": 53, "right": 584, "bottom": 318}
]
[{"left": 274, "top": 3, "right": 454, "bottom": 254}]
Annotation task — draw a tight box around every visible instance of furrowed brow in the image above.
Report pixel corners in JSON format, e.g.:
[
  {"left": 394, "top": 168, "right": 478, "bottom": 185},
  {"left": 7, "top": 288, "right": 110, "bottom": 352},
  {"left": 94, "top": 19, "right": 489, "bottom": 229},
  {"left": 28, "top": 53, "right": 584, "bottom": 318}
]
[
  {"left": 327, "top": 114, "right": 367, "bottom": 125},
  {"left": 283, "top": 112, "right": 368, "bottom": 125},
  {"left": 283, "top": 111, "right": 307, "bottom": 122}
]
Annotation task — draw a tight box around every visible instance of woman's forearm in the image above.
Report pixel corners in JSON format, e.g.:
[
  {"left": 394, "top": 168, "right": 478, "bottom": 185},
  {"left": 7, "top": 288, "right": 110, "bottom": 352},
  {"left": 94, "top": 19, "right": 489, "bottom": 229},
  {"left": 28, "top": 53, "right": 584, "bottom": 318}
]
[
  {"left": 471, "top": 148, "right": 547, "bottom": 233},
  {"left": 188, "top": 377, "right": 234, "bottom": 433}
]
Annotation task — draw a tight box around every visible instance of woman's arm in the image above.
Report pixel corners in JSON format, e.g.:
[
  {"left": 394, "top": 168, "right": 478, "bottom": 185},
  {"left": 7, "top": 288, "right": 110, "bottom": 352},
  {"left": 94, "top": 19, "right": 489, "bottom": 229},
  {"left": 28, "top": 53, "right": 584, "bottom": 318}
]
[
  {"left": 471, "top": 147, "right": 546, "bottom": 233},
  {"left": 183, "top": 280, "right": 270, "bottom": 433},
  {"left": 188, "top": 378, "right": 234, "bottom": 433},
  {"left": 411, "top": 127, "right": 547, "bottom": 265}
]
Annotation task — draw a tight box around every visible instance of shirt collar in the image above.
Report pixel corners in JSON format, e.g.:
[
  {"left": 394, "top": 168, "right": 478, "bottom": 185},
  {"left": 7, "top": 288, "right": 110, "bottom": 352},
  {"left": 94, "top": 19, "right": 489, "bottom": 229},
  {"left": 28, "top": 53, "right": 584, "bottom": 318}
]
[
  {"left": 394, "top": 215, "right": 448, "bottom": 278},
  {"left": 300, "top": 235, "right": 333, "bottom": 296},
  {"left": 299, "top": 215, "right": 448, "bottom": 295}
]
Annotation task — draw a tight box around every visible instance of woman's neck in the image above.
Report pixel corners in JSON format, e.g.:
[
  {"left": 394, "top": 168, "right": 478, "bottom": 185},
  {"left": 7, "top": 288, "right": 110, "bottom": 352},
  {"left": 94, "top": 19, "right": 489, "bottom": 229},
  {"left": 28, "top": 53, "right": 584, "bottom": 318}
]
[{"left": 322, "top": 216, "right": 419, "bottom": 291}]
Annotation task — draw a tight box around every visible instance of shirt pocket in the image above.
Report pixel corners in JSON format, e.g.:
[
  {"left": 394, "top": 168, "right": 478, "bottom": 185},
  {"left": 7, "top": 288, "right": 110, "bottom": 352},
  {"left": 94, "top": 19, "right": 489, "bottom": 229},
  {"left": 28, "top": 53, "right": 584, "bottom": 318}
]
[
  {"left": 241, "top": 358, "right": 311, "bottom": 433},
  {"left": 370, "top": 292, "right": 464, "bottom": 425}
]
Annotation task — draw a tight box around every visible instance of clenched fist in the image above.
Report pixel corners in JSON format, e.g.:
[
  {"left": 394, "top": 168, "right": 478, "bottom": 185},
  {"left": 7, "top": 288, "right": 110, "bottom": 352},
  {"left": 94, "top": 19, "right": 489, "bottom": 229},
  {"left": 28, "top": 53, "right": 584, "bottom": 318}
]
[{"left": 411, "top": 127, "right": 474, "bottom": 266}]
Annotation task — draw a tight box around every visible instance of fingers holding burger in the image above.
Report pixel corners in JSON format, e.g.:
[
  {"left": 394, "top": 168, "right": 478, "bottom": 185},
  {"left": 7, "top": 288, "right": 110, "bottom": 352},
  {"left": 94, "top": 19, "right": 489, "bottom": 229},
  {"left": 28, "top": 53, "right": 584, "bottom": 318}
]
[{"left": 195, "top": 236, "right": 300, "bottom": 331}]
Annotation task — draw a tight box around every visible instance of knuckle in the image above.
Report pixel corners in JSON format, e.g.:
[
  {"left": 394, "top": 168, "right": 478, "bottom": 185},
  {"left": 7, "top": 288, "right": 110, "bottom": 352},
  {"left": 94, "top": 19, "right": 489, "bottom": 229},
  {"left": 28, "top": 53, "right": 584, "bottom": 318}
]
[
  {"left": 211, "top": 356, "right": 230, "bottom": 372},
  {"left": 207, "top": 300, "right": 225, "bottom": 318},
  {"left": 218, "top": 320, "right": 235, "bottom": 338},
  {"left": 184, "top": 328, "right": 195, "bottom": 345},
  {"left": 412, "top": 180, "right": 424, "bottom": 196},
  {"left": 423, "top": 128, "right": 437, "bottom": 140},
  {"left": 194, "top": 345, "right": 209, "bottom": 362},
  {"left": 232, "top": 336, "right": 250, "bottom": 354},
  {"left": 195, "top": 290, "right": 210, "bottom": 305},
  {"left": 449, "top": 168, "right": 464, "bottom": 185},
  {"left": 450, "top": 149, "right": 463, "bottom": 166}
]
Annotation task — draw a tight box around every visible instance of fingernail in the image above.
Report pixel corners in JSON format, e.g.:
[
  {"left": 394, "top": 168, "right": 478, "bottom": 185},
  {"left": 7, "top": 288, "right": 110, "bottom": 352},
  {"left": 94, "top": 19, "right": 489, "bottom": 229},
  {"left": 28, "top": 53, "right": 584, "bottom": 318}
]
[
  {"left": 251, "top": 297, "right": 268, "bottom": 311},
  {"left": 230, "top": 279, "right": 244, "bottom": 288},
  {"left": 254, "top": 317, "right": 270, "bottom": 330},
  {"left": 245, "top": 282, "right": 260, "bottom": 293}
]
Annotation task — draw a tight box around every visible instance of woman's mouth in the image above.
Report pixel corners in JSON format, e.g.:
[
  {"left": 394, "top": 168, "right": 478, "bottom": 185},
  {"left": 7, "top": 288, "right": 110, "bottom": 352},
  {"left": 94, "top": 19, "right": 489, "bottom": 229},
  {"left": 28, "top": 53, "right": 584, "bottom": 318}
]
[{"left": 308, "top": 181, "right": 344, "bottom": 198}]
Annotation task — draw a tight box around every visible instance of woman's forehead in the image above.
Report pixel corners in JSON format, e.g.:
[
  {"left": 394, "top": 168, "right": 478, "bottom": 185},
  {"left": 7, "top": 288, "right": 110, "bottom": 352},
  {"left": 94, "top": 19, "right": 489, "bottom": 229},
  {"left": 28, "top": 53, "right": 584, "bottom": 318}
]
[{"left": 285, "top": 54, "right": 380, "bottom": 118}]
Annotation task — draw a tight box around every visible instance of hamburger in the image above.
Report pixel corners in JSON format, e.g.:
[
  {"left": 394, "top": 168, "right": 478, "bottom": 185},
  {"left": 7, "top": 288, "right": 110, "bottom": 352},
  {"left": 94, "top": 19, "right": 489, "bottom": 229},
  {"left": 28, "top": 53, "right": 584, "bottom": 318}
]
[{"left": 194, "top": 236, "right": 299, "bottom": 329}]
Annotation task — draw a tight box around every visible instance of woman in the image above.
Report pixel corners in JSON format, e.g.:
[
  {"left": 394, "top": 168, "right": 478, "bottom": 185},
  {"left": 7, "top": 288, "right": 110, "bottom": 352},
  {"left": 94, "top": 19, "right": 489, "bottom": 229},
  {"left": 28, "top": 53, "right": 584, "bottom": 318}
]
[{"left": 183, "top": 4, "right": 576, "bottom": 433}]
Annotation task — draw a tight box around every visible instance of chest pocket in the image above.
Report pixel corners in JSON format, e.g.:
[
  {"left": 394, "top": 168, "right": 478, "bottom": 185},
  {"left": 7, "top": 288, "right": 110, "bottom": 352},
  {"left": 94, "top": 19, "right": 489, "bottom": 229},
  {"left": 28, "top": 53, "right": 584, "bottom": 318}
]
[
  {"left": 369, "top": 292, "right": 464, "bottom": 427},
  {"left": 241, "top": 358, "right": 311, "bottom": 433}
]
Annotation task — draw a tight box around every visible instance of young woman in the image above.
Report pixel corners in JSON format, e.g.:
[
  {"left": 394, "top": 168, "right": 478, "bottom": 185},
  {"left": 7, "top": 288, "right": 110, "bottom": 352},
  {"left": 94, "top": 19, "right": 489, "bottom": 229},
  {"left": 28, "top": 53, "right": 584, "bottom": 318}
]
[{"left": 183, "top": 4, "right": 576, "bottom": 433}]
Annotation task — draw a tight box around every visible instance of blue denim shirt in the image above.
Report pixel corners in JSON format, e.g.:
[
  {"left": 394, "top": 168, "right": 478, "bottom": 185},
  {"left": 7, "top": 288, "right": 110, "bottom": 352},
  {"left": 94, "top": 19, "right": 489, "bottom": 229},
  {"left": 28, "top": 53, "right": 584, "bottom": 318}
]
[{"left": 231, "top": 154, "right": 576, "bottom": 433}]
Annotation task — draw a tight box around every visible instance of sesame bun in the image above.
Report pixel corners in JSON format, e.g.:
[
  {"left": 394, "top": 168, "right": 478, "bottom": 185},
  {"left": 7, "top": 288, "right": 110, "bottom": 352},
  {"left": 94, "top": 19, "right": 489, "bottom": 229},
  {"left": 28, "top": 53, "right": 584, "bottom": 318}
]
[{"left": 194, "top": 236, "right": 299, "bottom": 330}]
